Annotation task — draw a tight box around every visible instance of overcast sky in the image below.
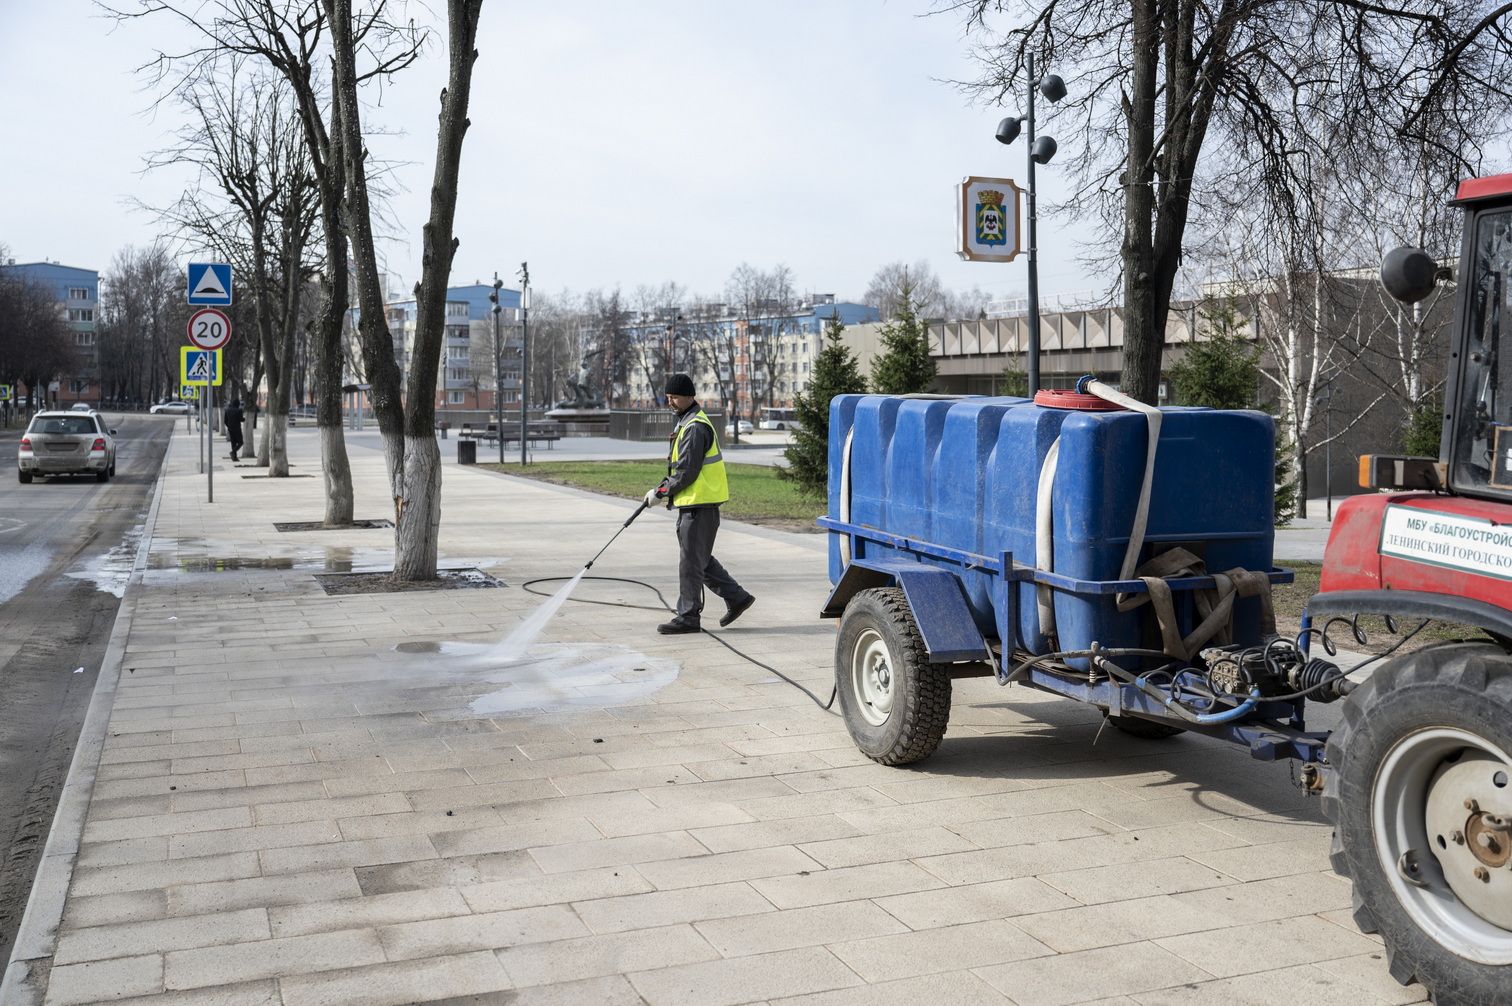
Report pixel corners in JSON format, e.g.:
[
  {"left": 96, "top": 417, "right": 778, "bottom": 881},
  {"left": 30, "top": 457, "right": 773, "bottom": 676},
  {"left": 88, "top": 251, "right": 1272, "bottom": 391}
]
[{"left": 0, "top": 1, "right": 1106, "bottom": 305}]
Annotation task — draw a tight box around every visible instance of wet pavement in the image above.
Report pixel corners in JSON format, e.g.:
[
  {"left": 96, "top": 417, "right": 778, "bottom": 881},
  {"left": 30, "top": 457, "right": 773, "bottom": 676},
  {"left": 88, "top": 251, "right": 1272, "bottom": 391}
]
[
  {"left": 0, "top": 427, "right": 1423, "bottom": 1006},
  {"left": 0, "top": 414, "right": 173, "bottom": 967}
]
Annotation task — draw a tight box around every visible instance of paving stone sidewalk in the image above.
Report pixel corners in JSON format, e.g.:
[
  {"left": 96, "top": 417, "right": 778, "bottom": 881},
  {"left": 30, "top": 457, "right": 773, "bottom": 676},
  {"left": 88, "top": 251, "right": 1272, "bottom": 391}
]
[{"left": 4, "top": 429, "right": 1424, "bottom": 1005}]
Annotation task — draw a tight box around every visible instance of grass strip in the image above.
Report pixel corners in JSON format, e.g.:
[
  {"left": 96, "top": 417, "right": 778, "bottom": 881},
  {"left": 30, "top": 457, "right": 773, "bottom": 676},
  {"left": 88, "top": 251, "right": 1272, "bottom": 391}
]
[{"left": 483, "top": 460, "right": 827, "bottom": 522}]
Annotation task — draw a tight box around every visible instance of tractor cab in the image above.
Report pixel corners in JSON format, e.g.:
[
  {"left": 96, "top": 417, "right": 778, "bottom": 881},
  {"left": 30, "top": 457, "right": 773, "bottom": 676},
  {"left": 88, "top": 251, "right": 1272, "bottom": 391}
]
[
  {"left": 1318, "top": 175, "right": 1512, "bottom": 639},
  {"left": 1445, "top": 179, "right": 1512, "bottom": 500},
  {"left": 1375, "top": 173, "right": 1512, "bottom": 502}
]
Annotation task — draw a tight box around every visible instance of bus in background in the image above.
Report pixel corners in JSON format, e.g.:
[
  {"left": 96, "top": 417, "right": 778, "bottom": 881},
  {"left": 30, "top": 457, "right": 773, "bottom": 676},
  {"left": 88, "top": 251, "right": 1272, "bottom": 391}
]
[{"left": 759, "top": 407, "right": 802, "bottom": 431}]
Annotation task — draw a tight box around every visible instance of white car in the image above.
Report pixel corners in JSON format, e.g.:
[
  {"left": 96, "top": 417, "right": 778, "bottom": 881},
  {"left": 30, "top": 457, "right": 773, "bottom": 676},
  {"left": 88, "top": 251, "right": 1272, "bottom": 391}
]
[
  {"left": 150, "top": 400, "right": 192, "bottom": 415},
  {"left": 18, "top": 411, "right": 118, "bottom": 483},
  {"left": 69, "top": 403, "right": 95, "bottom": 412},
  {"left": 735, "top": 420, "right": 754, "bottom": 434}
]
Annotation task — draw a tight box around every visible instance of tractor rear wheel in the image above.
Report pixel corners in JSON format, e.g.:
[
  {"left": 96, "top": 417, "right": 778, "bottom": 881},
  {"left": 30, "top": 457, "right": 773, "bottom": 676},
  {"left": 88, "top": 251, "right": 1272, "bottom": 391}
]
[
  {"left": 836, "top": 587, "right": 951, "bottom": 765},
  {"left": 1324, "top": 641, "right": 1512, "bottom": 1006}
]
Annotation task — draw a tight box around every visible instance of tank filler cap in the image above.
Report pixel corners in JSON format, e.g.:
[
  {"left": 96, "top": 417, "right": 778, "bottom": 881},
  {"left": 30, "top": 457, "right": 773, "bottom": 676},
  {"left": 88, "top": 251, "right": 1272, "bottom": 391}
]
[{"left": 1034, "top": 388, "right": 1126, "bottom": 411}]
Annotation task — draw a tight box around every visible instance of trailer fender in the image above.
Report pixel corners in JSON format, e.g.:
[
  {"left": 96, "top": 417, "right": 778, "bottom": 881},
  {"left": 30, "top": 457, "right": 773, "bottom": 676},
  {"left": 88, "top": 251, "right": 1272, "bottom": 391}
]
[{"left": 822, "top": 559, "right": 991, "bottom": 663}]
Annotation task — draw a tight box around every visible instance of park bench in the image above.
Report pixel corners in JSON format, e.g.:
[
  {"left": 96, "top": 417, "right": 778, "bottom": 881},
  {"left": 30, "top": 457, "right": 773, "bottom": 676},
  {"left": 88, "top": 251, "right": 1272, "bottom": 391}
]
[{"left": 458, "top": 421, "right": 563, "bottom": 449}]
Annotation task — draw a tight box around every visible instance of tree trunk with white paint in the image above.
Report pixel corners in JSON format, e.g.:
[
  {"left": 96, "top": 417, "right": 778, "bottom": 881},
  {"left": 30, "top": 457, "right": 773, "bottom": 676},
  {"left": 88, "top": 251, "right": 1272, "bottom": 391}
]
[{"left": 391, "top": 0, "right": 484, "bottom": 581}]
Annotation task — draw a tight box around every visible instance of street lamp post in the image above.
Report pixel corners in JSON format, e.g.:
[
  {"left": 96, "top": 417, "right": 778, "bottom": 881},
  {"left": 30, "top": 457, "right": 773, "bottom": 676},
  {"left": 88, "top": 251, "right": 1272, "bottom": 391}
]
[
  {"left": 996, "top": 54, "right": 1065, "bottom": 395},
  {"left": 518, "top": 262, "right": 530, "bottom": 467},
  {"left": 490, "top": 274, "right": 504, "bottom": 464}
]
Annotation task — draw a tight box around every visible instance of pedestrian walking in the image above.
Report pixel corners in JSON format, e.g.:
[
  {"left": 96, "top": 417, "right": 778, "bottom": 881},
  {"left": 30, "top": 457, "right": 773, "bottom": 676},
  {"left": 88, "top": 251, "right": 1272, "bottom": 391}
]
[
  {"left": 644, "top": 374, "right": 756, "bottom": 634},
  {"left": 223, "top": 399, "right": 245, "bottom": 462}
]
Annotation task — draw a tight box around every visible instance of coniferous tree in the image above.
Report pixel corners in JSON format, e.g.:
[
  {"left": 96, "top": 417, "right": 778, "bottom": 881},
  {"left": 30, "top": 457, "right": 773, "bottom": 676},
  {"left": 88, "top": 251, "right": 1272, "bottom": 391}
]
[
  {"left": 1167, "top": 300, "right": 1261, "bottom": 409},
  {"left": 779, "top": 314, "right": 867, "bottom": 496},
  {"left": 1403, "top": 395, "right": 1443, "bottom": 458},
  {"left": 869, "top": 276, "right": 936, "bottom": 395}
]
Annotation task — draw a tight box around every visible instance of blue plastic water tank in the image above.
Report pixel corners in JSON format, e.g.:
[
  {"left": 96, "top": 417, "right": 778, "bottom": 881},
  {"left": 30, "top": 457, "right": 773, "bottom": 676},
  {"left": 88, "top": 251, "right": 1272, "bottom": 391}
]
[{"left": 828, "top": 394, "right": 1276, "bottom": 659}]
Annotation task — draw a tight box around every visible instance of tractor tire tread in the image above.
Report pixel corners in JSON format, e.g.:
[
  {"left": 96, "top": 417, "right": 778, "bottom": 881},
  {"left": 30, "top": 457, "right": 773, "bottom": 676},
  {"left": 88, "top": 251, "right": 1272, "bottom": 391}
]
[{"left": 1323, "top": 641, "right": 1512, "bottom": 1005}]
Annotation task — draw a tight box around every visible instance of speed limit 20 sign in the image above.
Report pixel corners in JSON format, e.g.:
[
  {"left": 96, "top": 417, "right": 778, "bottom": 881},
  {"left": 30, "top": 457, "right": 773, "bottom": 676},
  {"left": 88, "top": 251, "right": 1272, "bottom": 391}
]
[{"left": 187, "top": 308, "right": 232, "bottom": 350}]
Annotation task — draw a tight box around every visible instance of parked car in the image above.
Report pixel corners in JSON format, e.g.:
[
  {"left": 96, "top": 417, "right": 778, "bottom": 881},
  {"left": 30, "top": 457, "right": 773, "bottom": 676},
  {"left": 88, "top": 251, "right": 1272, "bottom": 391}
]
[
  {"left": 17, "top": 411, "right": 118, "bottom": 483},
  {"left": 69, "top": 403, "right": 94, "bottom": 412},
  {"left": 149, "top": 400, "right": 192, "bottom": 415},
  {"left": 735, "top": 420, "right": 754, "bottom": 434}
]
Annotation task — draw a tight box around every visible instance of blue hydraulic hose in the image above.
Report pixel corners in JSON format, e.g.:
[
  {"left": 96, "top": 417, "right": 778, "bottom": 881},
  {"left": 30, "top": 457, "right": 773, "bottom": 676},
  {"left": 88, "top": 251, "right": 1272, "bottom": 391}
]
[{"left": 1187, "top": 696, "right": 1260, "bottom": 725}]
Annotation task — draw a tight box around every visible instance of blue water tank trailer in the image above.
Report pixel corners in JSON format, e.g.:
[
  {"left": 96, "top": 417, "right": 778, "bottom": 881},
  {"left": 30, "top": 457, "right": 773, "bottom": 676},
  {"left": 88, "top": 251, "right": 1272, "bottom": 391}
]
[{"left": 817, "top": 386, "right": 1327, "bottom": 768}]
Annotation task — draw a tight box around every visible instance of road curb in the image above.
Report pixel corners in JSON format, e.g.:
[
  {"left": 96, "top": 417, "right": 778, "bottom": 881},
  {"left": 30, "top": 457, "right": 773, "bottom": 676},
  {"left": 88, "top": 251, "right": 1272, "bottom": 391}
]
[{"left": 0, "top": 437, "right": 172, "bottom": 1005}]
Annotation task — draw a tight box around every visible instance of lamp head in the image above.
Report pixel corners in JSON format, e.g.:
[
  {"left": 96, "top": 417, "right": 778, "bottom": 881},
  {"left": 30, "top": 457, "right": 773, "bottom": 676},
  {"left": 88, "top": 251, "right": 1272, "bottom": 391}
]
[
  {"left": 1039, "top": 74, "right": 1067, "bottom": 103},
  {"left": 995, "top": 116, "right": 1022, "bottom": 145},
  {"left": 1031, "top": 135, "right": 1058, "bottom": 164}
]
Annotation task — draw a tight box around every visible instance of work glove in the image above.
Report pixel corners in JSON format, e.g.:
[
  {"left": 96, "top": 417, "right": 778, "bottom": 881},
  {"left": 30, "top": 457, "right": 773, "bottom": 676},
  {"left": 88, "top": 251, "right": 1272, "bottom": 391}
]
[{"left": 643, "top": 487, "right": 663, "bottom": 507}]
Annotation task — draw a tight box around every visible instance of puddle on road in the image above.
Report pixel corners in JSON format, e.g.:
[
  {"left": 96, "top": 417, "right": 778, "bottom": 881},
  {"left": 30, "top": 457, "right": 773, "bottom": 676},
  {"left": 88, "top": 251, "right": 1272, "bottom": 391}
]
[
  {"left": 66, "top": 528, "right": 144, "bottom": 598},
  {"left": 144, "top": 540, "right": 395, "bottom": 574},
  {"left": 143, "top": 537, "right": 506, "bottom": 577}
]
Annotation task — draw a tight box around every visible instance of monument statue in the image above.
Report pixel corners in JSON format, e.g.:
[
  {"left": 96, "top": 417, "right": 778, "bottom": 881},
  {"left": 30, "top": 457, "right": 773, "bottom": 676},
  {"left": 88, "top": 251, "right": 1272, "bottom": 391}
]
[{"left": 554, "top": 348, "right": 606, "bottom": 410}]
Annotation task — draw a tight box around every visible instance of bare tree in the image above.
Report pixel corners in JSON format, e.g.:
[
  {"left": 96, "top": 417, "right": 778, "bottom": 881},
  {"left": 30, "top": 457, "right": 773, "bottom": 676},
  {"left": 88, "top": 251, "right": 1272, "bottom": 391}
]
[
  {"left": 96, "top": 244, "right": 186, "bottom": 406},
  {"left": 145, "top": 67, "right": 319, "bottom": 475},
  {"left": 106, "top": 0, "right": 426, "bottom": 522},
  {"left": 120, "top": 0, "right": 487, "bottom": 573},
  {"left": 630, "top": 281, "right": 685, "bottom": 405},
  {"left": 948, "top": 0, "right": 1512, "bottom": 403},
  {"left": 864, "top": 261, "right": 946, "bottom": 320},
  {"left": 0, "top": 264, "right": 79, "bottom": 413}
]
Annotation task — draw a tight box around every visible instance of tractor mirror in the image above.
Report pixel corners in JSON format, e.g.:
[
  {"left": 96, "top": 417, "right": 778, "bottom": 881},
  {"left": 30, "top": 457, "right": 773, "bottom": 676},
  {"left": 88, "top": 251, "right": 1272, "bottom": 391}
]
[{"left": 1380, "top": 246, "right": 1440, "bottom": 303}]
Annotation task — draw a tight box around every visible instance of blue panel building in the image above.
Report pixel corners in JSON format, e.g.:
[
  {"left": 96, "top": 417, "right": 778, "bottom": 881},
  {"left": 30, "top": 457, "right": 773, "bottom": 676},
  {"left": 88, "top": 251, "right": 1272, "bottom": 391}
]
[
  {"left": 0, "top": 261, "right": 100, "bottom": 407},
  {"left": 384, "top": 283, "right": 524, "bottom": 411}
]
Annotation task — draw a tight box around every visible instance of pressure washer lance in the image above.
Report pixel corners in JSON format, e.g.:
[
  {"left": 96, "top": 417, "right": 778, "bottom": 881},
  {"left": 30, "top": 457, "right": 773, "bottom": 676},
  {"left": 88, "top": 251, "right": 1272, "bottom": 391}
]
[{"left": 582, "top": 501, "right": 650, "bottom": 571}]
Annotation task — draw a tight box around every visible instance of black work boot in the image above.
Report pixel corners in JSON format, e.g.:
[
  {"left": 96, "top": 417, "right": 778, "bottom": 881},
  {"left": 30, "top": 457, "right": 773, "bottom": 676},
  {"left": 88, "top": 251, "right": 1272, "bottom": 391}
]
[
  {"left": 719, "top": 593, "right": 756, "bottom": 628},
  {"left": 657, "top": 616, "right": 701, "bottom": 635}
]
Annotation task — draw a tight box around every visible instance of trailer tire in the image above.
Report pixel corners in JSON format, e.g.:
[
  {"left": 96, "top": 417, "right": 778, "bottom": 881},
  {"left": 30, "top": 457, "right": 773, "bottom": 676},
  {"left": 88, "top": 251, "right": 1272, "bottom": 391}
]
[
  {"left": 1105, "top": 714, "right": 1185, "bottom": 740},
  {"left": 836, "top": 587, "right": 951, "bottom": 765},
  {"left": 1323, "top": 641, "right": 1512, "bottom": 1006}
]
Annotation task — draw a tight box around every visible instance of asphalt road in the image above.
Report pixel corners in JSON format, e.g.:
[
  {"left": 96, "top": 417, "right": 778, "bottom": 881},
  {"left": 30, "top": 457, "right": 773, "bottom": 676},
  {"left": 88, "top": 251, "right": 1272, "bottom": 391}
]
[{"left": 0, "top": 412, "right": 173, "bottom": 962}]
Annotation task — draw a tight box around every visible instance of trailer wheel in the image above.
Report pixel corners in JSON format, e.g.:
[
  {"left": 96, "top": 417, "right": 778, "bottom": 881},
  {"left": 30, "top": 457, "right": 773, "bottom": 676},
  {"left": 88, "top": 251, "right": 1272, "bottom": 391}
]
[
  {"left": 1106, "top": 714, "right": 1185, "bottom": 740},
  {"left": 1324, "top": 642, "right": 1512, "bottom": 1005},
  {"left": 836, "top": 587, "right": 951, "bottom": 765}
]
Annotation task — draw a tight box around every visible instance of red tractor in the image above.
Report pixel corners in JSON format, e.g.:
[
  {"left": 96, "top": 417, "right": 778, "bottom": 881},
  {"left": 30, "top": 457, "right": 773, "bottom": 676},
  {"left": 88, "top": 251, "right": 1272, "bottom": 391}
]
[{"left": 1312, "top": 172, "right": 1512, "bottom": 1003}]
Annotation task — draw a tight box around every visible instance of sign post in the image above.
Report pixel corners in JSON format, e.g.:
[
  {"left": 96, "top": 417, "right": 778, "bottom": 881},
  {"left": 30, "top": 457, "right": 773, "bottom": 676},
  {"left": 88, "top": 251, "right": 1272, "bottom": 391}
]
[
  {"left": 185, "top": 261, "right": 232, "bottom": 501},
  {"left": 181, "top": 347, "right": 222, "bottom": 501}
]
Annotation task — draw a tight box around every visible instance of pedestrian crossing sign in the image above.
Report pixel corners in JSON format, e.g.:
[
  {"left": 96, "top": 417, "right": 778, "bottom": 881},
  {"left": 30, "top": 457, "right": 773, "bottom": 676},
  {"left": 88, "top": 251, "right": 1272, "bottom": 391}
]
[
  {"left": 0, "top": 384, "right": 11, "bottom": 401},
  {"left": 180, "top": 347, "right": 223, "bottom": 386},
  {"left": 181, "top": 385, "right": 199, "bottom": 400}
]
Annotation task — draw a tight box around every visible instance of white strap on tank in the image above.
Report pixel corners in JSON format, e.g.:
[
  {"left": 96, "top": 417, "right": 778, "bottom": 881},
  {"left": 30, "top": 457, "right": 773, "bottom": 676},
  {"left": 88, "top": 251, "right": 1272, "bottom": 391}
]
[
  {"left": 1081, "top": 379, "right": 1162, "bottom": 584},
  {"left": 839, "top": 426, "right": 855, "bottom": 567},
  {"left": 1035, "top": 436, "right": 1061, "bottom": 640}
]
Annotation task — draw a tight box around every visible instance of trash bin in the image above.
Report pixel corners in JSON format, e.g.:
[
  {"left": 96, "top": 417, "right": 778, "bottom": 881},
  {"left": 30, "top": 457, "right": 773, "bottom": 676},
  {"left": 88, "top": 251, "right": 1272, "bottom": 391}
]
[{"left": 457, "top": 438, "right": 476, "bottom": 465}]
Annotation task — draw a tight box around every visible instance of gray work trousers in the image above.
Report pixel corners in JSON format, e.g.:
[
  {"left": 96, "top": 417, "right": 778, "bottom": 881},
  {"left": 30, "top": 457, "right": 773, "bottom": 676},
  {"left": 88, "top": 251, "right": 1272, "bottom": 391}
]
[{"left": 675, "top": 506, "right": 744, "bottom": 619}]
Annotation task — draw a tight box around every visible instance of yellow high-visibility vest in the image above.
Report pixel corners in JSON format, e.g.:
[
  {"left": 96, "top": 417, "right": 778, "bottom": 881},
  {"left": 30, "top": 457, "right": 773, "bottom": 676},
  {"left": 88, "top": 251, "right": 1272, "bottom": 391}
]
[{"left": 669, "top": 409, "right": 729, "bottom": 506}]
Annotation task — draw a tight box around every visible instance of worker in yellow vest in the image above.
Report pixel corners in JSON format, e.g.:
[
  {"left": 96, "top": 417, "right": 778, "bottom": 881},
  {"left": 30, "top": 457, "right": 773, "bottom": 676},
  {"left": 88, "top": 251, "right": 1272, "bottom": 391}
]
[{"left": 644, "top": 374, "right": 756, "bottom": 634}]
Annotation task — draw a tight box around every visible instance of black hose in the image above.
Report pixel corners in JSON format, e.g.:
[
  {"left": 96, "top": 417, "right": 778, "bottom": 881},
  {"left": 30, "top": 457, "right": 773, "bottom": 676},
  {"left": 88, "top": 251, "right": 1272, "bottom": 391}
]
[{"left": 521, "top": 575, "right": 839, "bottom": 713}]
